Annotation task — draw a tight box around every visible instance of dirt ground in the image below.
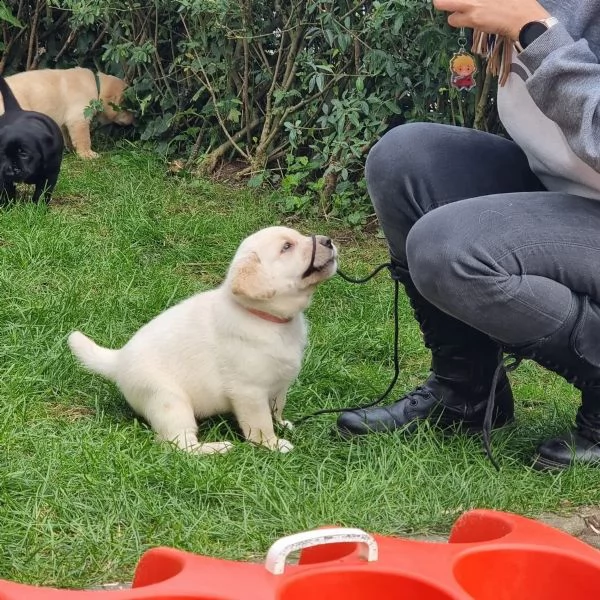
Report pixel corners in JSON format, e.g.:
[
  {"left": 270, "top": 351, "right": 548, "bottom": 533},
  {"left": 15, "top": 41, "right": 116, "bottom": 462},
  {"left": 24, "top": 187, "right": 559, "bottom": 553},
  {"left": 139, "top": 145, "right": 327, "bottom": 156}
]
[{"left": 408, "top": 507, "right": 600, "bottom": 550}]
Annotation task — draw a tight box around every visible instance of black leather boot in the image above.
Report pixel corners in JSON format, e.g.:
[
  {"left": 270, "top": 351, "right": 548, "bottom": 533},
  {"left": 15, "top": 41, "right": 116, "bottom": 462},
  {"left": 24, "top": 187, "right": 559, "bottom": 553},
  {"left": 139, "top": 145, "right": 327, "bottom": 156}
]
[
  {"left": 336, "top": 265, "right": 514, "bottom": 438},
  {"left": 505, "top": 294, "right": 600, "bottom": 470}
]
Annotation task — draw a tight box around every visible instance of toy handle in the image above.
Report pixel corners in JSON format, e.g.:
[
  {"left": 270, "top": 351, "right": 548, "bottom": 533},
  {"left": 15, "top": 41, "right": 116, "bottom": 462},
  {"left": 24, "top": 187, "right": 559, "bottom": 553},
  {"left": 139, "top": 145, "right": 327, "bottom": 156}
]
[{"left": 264, "top": 527, "right": 378, "bottom": 575}]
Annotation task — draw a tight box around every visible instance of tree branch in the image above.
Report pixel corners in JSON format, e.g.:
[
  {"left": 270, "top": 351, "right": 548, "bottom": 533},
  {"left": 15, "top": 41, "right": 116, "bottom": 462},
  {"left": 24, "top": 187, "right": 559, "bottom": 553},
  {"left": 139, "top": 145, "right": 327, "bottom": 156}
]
[{"left": 180, "top": 15, "right": 250, "bottom": 161}]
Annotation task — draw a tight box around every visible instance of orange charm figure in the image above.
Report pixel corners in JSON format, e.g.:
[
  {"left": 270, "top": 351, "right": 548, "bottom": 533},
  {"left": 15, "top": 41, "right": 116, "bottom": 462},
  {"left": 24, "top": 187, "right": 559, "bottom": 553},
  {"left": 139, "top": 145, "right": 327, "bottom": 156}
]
[{"left": 450, "top": 51, "right": 478, "bottom": 91}]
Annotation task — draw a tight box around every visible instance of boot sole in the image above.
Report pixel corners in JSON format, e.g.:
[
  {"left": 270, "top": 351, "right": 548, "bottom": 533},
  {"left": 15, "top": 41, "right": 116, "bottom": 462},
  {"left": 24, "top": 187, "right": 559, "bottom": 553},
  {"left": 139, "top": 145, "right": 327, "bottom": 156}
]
[
  {"left": 531, "top": 455, "right": 571, "bottom": 472},
  {"left": 335, "top": 416, "right": 515, "bottom": 441},
  {"left": 532, "top": 452, "right": 600, "bottom": 472}
]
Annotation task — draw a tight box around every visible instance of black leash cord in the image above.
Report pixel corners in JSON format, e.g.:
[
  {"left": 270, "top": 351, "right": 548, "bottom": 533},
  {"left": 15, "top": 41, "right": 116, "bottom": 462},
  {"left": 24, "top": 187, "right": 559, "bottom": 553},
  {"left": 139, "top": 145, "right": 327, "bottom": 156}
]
[
  {"left": 337, "top": 262, "right": 392, "bottom": 284},
  {"left": 294, "top": 259, "right": 506, "bottom": 471},
  {"left": 295, "top": 263, "right": 400, "bottom": 426}
]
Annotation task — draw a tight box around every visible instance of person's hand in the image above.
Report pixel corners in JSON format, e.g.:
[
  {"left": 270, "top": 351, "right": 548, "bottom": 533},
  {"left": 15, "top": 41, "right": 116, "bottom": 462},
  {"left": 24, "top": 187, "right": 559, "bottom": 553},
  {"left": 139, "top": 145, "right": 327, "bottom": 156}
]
[{"left": 433, "top": 0, "right": 551, "bottom": 41}]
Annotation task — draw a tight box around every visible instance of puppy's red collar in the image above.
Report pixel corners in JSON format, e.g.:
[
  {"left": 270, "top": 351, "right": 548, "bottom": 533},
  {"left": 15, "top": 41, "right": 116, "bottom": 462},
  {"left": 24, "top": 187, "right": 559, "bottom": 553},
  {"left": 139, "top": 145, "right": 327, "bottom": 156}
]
[{"left": 246, "top": 307, "right": 292, "bottom": 324}]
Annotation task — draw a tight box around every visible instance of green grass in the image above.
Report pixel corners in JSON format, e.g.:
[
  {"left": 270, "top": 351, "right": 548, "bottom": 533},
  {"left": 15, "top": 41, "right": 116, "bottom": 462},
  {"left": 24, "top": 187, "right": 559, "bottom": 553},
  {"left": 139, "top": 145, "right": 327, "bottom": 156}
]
[{"left": 0, "top": 150, "right": 599, "bottom": 589}]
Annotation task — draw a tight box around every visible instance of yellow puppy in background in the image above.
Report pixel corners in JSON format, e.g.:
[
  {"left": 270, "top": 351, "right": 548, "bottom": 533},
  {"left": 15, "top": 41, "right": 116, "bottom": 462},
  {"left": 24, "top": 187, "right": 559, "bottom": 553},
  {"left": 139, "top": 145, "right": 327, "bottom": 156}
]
[{"left": 0, "top": 67, "right": 134, "bottom": 159}]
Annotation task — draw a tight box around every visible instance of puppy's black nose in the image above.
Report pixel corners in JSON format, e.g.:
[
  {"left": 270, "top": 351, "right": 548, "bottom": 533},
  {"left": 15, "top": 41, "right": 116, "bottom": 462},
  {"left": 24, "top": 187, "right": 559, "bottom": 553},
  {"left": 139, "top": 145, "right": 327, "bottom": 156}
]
[{"left": 319, "top": 237, "right": 333, "bottom": 249}]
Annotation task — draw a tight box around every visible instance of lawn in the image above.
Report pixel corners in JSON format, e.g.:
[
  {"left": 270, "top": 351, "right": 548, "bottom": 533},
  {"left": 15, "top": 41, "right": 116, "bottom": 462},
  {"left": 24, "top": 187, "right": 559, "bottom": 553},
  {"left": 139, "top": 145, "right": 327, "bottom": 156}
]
[{"left": 0, "top": 149, "right": 599, "bottom": 589}]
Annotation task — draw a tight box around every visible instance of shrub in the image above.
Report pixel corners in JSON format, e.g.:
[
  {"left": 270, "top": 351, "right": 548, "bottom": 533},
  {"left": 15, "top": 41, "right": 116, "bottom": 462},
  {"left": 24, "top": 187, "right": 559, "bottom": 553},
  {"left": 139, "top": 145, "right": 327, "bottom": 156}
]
[{"left": 1, "top": 0, "right": 500, "bottom": 223}]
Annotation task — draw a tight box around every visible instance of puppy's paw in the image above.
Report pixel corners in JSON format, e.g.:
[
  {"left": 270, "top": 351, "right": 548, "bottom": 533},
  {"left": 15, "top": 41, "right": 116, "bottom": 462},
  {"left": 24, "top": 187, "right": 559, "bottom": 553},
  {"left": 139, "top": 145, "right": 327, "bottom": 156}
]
[
  {"left": 189, "top": 441, "right": 234, "bottom": 455},
  {"left": 77, "top": 149, "right": 100, "bottom": 160},
  {"left": 278, "top": 419, "right": 295, "bottom": 430},
  {"left": 275, "top": 438, "right": 294, "bottom": 453}
]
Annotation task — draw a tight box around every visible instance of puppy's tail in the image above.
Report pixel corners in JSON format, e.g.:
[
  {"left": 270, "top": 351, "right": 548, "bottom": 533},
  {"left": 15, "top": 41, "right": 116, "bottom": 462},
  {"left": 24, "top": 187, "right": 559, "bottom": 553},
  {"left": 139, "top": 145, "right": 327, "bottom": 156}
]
[
  {"left": 68, "top": 331, "right": 119, "bottom": 380},
  {"left": 0, "top": 76, "right": 21, "bottom": 112}
]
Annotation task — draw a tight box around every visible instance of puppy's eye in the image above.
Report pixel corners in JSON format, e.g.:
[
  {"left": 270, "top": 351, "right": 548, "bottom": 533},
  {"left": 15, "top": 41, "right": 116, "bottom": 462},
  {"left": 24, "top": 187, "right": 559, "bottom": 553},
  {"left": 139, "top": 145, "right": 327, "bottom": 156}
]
[
  {"left": 17, "top": 148, "right": 27, "bottom": 157},
  {"left": 281, "top": 241, "right": 293, "bottom": 253}
]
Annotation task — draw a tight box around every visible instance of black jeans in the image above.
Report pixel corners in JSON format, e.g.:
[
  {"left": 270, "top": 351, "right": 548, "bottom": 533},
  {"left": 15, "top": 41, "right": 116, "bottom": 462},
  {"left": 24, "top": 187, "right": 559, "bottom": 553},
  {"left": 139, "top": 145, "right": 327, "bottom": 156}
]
[{"left": 367, "top": 123, "right": 600, "bottom": 350}]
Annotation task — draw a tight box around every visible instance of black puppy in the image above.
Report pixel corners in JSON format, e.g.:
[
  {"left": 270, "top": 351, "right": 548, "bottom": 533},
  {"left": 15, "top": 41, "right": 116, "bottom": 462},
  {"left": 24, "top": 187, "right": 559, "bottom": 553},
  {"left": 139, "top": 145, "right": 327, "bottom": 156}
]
[{"left": 0, "top": 75, "right": 64, "bottom": 204}]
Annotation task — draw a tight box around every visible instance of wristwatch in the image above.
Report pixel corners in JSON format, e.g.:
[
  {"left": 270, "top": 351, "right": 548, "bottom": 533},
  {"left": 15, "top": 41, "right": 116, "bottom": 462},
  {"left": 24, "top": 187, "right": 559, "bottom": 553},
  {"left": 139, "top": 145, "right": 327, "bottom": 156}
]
[{"left": 515, "top": 16, "right": 559, "bottom": 52}]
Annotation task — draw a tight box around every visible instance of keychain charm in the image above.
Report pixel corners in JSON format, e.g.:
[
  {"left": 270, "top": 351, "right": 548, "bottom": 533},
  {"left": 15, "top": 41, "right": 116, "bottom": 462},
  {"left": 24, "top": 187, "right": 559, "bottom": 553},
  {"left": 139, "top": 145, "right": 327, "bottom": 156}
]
[{"left": 449, "top": 28, "right": 477, "bottom": 91}]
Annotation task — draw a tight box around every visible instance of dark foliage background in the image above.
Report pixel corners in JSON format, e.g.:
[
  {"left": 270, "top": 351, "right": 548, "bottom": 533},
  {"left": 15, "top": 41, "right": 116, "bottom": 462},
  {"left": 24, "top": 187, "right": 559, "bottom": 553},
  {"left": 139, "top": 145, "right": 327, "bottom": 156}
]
[{"left": 1, "top": 0, "right": 501, "bottom": 223}]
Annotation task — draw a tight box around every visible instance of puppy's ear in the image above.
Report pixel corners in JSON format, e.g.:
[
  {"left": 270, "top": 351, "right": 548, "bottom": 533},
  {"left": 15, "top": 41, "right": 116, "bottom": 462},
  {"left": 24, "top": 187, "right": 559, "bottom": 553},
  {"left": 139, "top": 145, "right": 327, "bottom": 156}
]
[{"left": 230, "top": 252, "right": 276, "bottom": 300}]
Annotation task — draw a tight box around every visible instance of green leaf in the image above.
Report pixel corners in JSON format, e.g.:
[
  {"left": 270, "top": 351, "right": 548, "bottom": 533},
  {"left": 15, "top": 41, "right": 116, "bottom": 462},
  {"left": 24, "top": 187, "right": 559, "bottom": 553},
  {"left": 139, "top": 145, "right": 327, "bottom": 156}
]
[
  {"left": 392, "top": 15, "right": 404, "bottom": 36},
  {"left": 83, "top": 99, "right": 104, "bottom": 119},
  {"left": 227, "top": 107, "right": 241, "bottom": 123},
  {"left": 248, "top": 173, "right": 265, "bottom": 188},
  {"left": 315, "top": 73, "right": 324, "bottom": 93},
  {"left": 315, "top": 64, "right": 334, "bottom": 73},
  {"left": 0, "top": 1, "right": 22, "bottom": 28}
]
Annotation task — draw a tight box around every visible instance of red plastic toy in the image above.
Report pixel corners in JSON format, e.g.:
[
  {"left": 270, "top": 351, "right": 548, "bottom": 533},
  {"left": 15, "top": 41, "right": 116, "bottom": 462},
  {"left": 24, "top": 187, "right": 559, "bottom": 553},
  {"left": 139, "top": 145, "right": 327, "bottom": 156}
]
[{"left": 2, "top": 509, "right": 599, "bottom": 599}]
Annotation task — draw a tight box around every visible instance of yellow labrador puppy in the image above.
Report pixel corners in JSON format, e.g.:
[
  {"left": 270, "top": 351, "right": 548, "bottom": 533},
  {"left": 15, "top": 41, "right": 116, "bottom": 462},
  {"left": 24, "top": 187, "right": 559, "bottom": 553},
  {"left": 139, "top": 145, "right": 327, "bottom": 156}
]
[
  {"left": 68, "top": 226, "right": 337, "bottom": 454},
  {"left": 0, "top": 67, "right": 134, "bottom": 159}
]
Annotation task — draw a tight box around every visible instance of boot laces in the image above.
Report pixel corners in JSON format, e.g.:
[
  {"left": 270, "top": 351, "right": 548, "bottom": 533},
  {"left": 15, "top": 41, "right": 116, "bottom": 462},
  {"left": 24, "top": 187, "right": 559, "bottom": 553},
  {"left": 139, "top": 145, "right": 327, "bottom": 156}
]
[
  {"left": 483, "top": 352, "right": 521, "bottom": 471},
  {"left": 405, "top": 385, "right": 434, "bottom": 405}
]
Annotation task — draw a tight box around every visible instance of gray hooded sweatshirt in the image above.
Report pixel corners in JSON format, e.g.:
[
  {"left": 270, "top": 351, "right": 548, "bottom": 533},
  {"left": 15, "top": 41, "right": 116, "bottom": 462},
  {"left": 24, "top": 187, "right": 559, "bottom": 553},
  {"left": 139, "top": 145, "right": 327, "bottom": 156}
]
[{"left": 497, "top": 0, "right": 600, "bottom": 198}]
